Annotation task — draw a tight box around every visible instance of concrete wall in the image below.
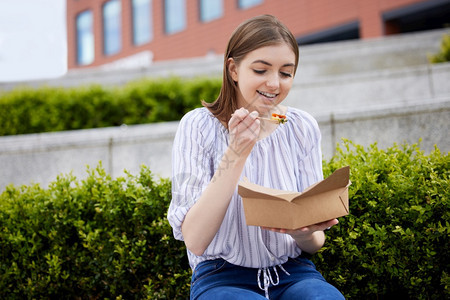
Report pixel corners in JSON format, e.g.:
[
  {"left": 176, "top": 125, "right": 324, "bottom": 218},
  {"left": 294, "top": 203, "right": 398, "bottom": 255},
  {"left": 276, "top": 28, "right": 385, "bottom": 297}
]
[
  {"left": 1, "top": 28, "right": 448, "bottom": 91},
  {"left": 0, "top": 121, "right": 178, "bottom": 189},
  {"left": 287, "top": 62, "right": 450, "bottom": 117},
  {"left": 1, "top": 97, "right": 448, "bottom": 191},
  {"left": 318, "top": 98, "right": 449, "bottom": 158},
  {"left": 1, "top": 29, "right": 449, "bottom": 191}
]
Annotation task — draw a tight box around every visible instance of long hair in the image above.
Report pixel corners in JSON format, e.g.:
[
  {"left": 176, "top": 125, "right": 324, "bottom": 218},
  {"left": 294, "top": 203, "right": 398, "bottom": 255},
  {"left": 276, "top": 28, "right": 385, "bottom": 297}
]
[{"left": 202, "top": 15, "right": 299, "bottom": 126}]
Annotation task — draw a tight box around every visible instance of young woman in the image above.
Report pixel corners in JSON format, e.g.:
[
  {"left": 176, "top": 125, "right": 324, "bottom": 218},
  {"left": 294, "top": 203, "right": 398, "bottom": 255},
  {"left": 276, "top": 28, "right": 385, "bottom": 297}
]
[{"left": 168, "top": 15, "right": 345, "bottom": 299}]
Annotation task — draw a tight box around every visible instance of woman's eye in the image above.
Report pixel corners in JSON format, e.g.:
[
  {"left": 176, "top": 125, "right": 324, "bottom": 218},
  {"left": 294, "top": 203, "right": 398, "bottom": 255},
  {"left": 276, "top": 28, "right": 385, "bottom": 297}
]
[
  {"left": 253, "top": 69, "right": 266, "bottom": 75},
  {"left": 281, "top": 72, "right": 292, "bottom": 78}
]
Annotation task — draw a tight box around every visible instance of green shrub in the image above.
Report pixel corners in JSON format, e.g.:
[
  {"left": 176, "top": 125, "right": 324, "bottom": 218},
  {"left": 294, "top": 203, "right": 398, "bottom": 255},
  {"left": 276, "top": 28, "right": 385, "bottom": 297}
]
[
  {"left": 428, "top": 34, "right": 450, "bottom": 63},
  {"left": 0, "top": 141, "right": 448, "bottom": 299},
  {"left": 0, "top": 77, "right": 221, "bottom": 136},
  {"left": 0, "top": 164, "right": 190, "bottom": 299},
  {"left": 316, "top": 140, "right": 449, "bottom": 299}
]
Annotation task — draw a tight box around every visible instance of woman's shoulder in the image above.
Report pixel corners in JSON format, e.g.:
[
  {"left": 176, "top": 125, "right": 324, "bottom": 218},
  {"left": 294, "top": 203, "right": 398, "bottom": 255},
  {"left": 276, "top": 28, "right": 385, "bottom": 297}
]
[
  {"left": 283, "top": 107, "right": 321, "bottom": 150},
  {"left": 179, "top": 107, "right": 217, "bottom": 129},
  {"left": 175, "top": 107, "right": 223, "bottom": 155},
  {"left": 286, "top": 107, "right": 319, "bottom": 128},
  {"left": 177, "top": 107, "right": 223, "bottom": 144},
  {"left": 181, "top": 107, "right": 211, "bottom": 121}
]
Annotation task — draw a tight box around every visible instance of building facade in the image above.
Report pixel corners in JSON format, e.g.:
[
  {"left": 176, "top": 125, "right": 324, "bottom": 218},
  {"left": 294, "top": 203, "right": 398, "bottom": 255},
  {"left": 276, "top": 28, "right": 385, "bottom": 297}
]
[{"left": 66, "top": 0, "right": 450, "bottom": 70}]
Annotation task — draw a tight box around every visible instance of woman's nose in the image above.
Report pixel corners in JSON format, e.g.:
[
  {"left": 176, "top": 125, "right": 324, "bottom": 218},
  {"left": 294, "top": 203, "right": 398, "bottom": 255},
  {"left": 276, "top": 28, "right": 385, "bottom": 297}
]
[{"left": 266, "top": 74, "right": 280, "bottom": 89}]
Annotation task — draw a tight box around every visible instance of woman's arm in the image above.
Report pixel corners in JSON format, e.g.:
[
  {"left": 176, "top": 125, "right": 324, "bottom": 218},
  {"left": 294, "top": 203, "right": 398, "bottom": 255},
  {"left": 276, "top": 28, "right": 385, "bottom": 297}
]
[
  {"left": 181, "top": 108, "right": 260, "bottom": 256},
  {"left": 262, "top": 219, "right": 339, "bottom": 254},
  {"left": 289, "top": 219, "right": 339, "bottom": 254}
]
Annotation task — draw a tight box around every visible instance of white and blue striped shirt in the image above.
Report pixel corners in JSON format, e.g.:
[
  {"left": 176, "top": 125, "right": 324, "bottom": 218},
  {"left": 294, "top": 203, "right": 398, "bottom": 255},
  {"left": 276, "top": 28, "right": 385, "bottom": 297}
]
[{"left": 167, "top": 107, "right": 323, "bottom": 270}]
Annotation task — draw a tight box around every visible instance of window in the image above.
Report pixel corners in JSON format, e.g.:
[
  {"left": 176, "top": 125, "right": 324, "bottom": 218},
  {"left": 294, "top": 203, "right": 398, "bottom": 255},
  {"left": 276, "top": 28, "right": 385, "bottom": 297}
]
[
  {"left": 238, "top": 0, "right": 263, "bottom": 9},
  {"left": 296, "top": 21, "right": 360, "bottom": 45},
  {"left": 200, "top": 0, "right": 223, "bottom": 22},
  {"left": 132, "top": 0, "right": 152, "bottom": 45},
  {"left": 164, "top": 0, "right": 186, "bottom": 34},
  {"left": 103, "top": 0, "right": 122, "bottom": 55},
  {"left": 76, "top": 10, "right": 94, "bottom": 65},
  {"left": 382, "top": 0, "right": 450, "bottom": 34}
]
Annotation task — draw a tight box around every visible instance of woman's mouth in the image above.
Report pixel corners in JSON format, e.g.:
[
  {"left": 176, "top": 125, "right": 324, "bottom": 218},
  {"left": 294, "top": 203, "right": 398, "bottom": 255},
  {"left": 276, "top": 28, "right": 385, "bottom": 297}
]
[{"left": 257, "top": 90, "right": 278, "bottom": 99}]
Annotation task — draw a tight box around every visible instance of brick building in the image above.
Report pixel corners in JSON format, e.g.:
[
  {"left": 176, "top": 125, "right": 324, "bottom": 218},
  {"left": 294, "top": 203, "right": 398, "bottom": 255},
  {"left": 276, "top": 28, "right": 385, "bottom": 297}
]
[{"left": 66, "top": 0, "right": 450, "bottom": 70}]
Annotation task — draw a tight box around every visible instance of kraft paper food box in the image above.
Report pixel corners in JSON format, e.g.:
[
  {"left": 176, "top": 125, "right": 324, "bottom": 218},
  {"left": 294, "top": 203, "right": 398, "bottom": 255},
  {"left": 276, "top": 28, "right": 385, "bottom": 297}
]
[{"left": 238, "top": 166, "right": 351, "bottom": 229}]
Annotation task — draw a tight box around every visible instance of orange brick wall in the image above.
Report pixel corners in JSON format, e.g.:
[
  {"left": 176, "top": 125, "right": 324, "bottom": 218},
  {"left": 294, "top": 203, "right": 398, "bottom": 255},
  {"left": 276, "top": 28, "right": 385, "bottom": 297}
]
[{"left": 66, "top": 0, "right": 427, "bottom": 69}]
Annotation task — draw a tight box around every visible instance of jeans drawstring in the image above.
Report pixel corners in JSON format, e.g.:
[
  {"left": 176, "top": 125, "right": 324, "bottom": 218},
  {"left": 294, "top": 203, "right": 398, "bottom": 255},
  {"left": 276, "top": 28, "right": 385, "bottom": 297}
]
[{"left": 257, "top": 265, "right": 291, "bottom": 299}]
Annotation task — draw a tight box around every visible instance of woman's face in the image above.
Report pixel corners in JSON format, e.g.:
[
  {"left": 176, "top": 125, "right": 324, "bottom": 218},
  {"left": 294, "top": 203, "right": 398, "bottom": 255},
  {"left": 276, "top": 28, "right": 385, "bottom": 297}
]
[{"left": 228, "top": 43, "right": 296, "bottom": 116}]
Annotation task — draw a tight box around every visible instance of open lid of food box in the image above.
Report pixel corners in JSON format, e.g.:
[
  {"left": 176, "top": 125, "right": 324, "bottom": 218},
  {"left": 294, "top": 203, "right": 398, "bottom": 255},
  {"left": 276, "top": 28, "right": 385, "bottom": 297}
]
[{"left": 238, "top": 166, "right": 351, "bottom": 229}]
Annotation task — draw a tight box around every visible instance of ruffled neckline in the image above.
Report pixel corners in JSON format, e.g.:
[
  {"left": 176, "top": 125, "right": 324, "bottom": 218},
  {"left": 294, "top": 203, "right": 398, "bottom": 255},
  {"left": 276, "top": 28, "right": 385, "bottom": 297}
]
[{"left": 203, "top": 107, "right": 293, "bottom": 145}]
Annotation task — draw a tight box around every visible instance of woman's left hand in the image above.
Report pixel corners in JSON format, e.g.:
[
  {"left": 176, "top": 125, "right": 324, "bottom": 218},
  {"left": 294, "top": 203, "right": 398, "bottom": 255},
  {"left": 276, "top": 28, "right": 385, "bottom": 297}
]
[{"left": 261, "top": 218, "right": 339, "bottom": 240}]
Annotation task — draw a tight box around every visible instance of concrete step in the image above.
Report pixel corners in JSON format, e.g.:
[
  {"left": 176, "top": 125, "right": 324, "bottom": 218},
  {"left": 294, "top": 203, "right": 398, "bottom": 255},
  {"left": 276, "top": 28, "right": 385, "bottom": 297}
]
[
  {"left": 0, "top": 28, "right": 448, "bottom": 90},
  {"left": 287, "top": 61, "right": 450, "bottom": 117},
  {"left": 1, "top": 97, "right": 448, "bottom": 191},
  {"left": 295, "top": 28, "right": 450, "bottom": 79}
]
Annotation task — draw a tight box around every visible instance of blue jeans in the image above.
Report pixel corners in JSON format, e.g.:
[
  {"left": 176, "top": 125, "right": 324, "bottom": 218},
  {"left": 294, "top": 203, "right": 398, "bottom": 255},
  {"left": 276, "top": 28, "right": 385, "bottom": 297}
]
[{"left": 190, "top": 256, "right": 345, "bottom": 300}]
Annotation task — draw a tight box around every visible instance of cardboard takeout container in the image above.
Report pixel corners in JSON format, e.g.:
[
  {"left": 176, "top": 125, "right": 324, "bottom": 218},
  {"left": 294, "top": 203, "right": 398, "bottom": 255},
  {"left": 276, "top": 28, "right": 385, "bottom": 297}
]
[{"left": 238, "top": 166, "right": 351, "bottom": 229}]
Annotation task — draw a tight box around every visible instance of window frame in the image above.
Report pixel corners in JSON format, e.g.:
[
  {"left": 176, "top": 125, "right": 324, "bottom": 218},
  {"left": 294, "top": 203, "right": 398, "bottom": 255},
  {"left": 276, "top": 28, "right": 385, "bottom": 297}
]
[
  {"left": 75, "top": 9, "right": 94, "bottom": 66},
  {"left": 132, "top": 0, "right": 153, "bottom": 46},
  {"left": 238, "top": 0, "right": 263, "bottom": 10},
  {"left": 102, "top": 0, "right": 122, "bottom": 56},
  {"left": 199, "top": 0, "right": 223, "bottom": 23},
  {"left": 164, "top": 0, "right": 187, "bottom": 34}
]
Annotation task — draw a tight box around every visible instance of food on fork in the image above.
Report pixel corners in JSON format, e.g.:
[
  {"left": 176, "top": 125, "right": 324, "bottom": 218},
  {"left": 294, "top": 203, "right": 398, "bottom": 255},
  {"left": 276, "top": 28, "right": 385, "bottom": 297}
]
[
  {"left": 257, "top": 113, "right": 288, "bottom": 124},
  {"left": 271, "top": 113, "right": 287, "bottom": 124}
]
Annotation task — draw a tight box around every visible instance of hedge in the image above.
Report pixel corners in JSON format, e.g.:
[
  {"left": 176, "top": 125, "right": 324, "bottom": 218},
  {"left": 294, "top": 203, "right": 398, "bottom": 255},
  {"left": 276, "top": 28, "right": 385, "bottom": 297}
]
[
  {"left": 0, "top": 164, "right": 190, "bottom": 299},
  {"left": 318, "top": 140, "right": 449, "bottom": 299},
  {"left": 0, "top": 140, "right": 448, "bottom": 299},
  {"left": 428, "top": 34, "right": 450, "bottom": 63},
  {"left": 0, "top": 76, "right": 221, "bottom": 136}
]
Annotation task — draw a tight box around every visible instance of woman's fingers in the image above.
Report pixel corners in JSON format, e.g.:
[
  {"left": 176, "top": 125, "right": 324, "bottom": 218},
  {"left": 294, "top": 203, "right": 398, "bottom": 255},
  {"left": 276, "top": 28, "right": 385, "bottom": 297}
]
[
  {"left": 229, "top": 109, "right": 260, "bottom": 140},
  {"left": 229, "top": 108, "right": 258, "bottom": 129},
  {"left": 228, "top": 109, "right": 260, "bottom": 156},
  {"left": 244, "top": 111, "right": 260, "bottom": 135},
  {"left": 297, "top": 219, "right": 339, "bottom": 233},
  {"left": 262, "top": 219, "right": 339, "bottom": 235},
  {"left": 228, "top": 108, "right": 249, "bottom": 129}
]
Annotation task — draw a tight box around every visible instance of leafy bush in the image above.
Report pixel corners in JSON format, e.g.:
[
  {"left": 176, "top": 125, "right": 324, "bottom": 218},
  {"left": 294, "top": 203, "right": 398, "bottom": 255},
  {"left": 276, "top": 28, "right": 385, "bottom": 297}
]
[
  {"left": 0, "top": 76, "right": 221, "bottom": 136},
  {"left": 316, "top": 140, "right": 449, "bottom": 299},
  {"left": 0, "top": 141, "right": 448, "bottom": 299},
  {"left": 428, "top": 34, "right": 450, "bottom": 63},
  {"left": 0, "top": 164, "right": 190, "bottom": 299}
]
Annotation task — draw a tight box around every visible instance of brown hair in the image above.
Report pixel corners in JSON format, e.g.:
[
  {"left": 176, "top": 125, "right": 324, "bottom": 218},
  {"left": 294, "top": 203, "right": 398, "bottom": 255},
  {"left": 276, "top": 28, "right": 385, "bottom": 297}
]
[{"left": 202, "top": 14, "right": 299, "bottom": 125}]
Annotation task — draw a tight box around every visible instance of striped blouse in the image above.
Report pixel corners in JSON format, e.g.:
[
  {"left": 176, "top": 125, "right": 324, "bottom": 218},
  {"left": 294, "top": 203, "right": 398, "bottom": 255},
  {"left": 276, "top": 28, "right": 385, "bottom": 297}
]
[{"left": 167, "top": 106, "right": 324, "bottom": 271}]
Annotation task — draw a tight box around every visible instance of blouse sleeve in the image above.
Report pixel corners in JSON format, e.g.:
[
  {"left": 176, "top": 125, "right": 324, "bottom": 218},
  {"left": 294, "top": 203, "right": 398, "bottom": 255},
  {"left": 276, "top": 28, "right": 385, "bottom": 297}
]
[
  {"left": 167, "top": 110, "right": 214, "bottom": 241},
  {"left": 292, "top": 109, "right": 324, "bottom": 191}
]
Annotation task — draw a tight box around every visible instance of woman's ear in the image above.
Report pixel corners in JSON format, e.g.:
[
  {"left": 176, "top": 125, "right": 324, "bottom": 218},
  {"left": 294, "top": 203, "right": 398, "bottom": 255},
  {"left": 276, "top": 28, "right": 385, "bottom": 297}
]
[{"left": 227, "top": 58, "right": 238, "bottom": 82}]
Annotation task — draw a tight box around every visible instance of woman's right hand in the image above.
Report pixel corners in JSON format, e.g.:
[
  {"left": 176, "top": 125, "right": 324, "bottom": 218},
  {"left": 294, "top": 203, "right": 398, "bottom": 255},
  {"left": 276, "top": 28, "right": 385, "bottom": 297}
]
[{"left": 228, "top": 108, "right": 260, "bottom": 158}]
